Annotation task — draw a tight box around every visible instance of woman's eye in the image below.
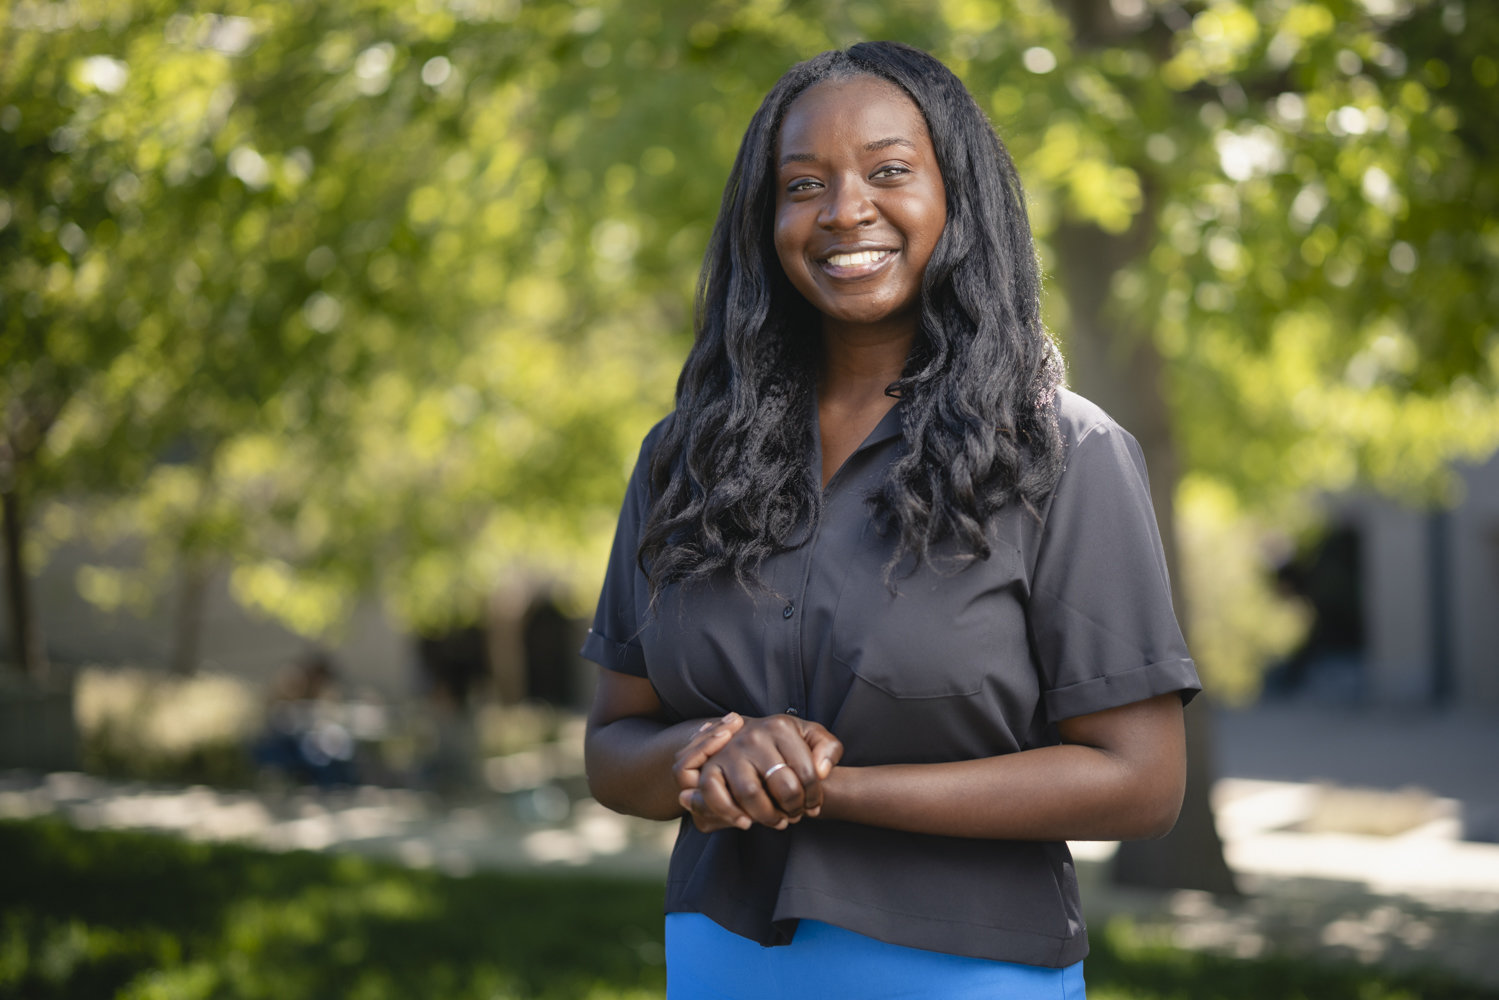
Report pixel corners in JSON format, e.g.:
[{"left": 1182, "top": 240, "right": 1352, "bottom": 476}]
[
  {"left": 873, "top": 165, "right": 910, "bottom": 179},
  {"left": 787, "top": 178, "right": 820, "bottom": 194}
]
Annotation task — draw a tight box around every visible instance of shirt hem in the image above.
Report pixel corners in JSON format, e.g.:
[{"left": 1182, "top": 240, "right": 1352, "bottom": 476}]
[
  {"left": 1044, "top": 657, "right": 1200, "bottom": 721},
  {"left": 771, "top": 884, "right": 1088, "bottom": 968},
  {"left": 579, "top": 629, "right": 647, "bottom": 677}
]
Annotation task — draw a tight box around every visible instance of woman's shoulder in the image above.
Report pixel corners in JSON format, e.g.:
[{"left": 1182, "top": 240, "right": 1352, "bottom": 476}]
[
  {"left": 637, "top": 410, "right": 678, "bottom": 458},
  {"left": 1053, "top": 388, "right": 1136, "bottom": 450},
  {"left": 620, "top": 411, "right": 679, "bottom": 488}
]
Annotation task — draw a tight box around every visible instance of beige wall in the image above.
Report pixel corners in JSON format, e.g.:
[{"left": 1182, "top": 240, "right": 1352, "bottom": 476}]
[
  {"left": 1357, "top": 452, "right": 1499, "bottom": 711},
  {"left": 7, "top": 535, "right": 411, "bottom": 697},
  {"left": 1362, "top": 498, "right": 1437, "bottom": 704},
  {"left": 1451, "top": 457, "right": 1499, "bottom": 707}
]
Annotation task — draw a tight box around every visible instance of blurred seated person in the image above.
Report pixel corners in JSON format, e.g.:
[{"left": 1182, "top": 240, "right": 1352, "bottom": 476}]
[{"left": 251, "top": 649, "right": 359, "bottom": 787}]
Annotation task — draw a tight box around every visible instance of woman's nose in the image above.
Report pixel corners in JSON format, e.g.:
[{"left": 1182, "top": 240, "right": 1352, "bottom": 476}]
[{"left": 817, "top": 179, "right": 877, "bottom": 230}]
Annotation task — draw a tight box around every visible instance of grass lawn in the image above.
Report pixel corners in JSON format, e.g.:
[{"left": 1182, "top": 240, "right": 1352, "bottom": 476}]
[{"left": 1, "top": 818, "right": 1494, "bottom": 1000}]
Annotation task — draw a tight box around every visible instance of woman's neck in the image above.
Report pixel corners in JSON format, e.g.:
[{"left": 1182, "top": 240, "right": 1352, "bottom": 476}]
[
  {"left": 817, "top": 321, "right": 914, "bottom": 406},
  {"left": 815, "top": 323, "right": 912, "bottom": 488}
]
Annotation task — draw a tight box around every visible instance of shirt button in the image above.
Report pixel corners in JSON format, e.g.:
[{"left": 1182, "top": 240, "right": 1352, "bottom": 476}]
[{"left": 782, "top": 602, "right": 795, "bottom": 619}]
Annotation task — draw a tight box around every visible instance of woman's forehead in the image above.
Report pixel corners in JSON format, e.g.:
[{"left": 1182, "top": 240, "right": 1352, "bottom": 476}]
[{"left": 776, "top": 75, "right": 929, "bottom": 157}]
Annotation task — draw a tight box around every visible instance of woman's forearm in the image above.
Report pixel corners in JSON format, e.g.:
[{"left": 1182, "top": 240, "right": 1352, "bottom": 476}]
[
  {"left": 819, "top": 745, "right": 1179, "bottom": 841},
  {"left": 819, "top": 694, "right": 1187, "bottom": 841},
  {"left": 585, "top": 715, "right": 711, "bottom": 821}
]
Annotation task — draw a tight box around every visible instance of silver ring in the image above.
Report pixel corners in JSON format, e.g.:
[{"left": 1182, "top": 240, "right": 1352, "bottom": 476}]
[{"left": 763, "top": 763, "right": 789, "bottom": 781}]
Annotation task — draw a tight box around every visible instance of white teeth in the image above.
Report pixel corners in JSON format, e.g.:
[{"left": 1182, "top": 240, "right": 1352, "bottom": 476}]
[{"left": 825, "top": 250, "right": 892, "bottom": 267}]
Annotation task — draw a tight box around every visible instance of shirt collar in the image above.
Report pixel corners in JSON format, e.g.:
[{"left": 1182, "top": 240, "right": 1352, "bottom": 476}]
[
  {"left": 857, "top": 396, "right": 906, "bottom": 453},
  {"left": 810, "top": 393, "right": 907, "bottom": 485}
]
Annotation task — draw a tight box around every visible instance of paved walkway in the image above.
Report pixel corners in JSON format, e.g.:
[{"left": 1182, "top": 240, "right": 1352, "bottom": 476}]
[
  {"left": 3, "top": 702, "right": 1497, "bottom": 988},
  {"left": 1079, "top": 701, "right": 1499, "bottom": 989}
]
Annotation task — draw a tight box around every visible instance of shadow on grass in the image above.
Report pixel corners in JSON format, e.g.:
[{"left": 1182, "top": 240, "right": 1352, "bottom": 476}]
[
  {"left": 1, "top": 818, "right": 666, "bottom": 999},
  {"left": 1084, "top": 919, "right": 1497, "bottom": 1000},
  {"left": 2, "top": 818, "right": 1495, "bottom": 999}
]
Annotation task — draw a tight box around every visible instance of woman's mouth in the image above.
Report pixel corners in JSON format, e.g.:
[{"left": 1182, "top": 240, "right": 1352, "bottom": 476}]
[{"left": 819, "top": 249, "right": 896, "bottom": 277}]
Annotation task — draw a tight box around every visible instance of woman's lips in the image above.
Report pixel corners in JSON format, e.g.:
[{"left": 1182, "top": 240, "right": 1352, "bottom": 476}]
[{"left": 818, "top": 248, "right": 896, "bottom": 278}]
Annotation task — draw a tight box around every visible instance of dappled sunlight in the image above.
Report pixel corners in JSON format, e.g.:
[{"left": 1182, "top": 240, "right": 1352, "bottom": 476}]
[
  {"left": 0, "top": 818, "right": 672, "bottom": 999},
  {"left": 8, "top": 751, "right": 1499, "bottom": 985},
  {"left": 0, "top": 767, "right": 675, "bottom": 879},
  {"left": 1088, "top": 880, "right": 1499, "bottom": 989},
  {"left": 1215, "top": 778, "right": 1499, "bottom": 903},
  {"left": 76, "top": 666, "right": 261, "bottom": 769}
]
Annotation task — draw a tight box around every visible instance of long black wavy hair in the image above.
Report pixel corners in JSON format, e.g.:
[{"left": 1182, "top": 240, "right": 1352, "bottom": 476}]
[{"left": 639, "top": 41, "right": 1065, "bottom": 597}]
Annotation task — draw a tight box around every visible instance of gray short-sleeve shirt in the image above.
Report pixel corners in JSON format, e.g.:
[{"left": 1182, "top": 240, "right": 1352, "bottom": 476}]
[{"left": 582, "top": 388, "right": 1200, "bottom": 967}]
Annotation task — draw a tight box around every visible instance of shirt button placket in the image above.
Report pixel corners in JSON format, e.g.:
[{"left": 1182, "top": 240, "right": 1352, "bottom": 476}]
[{"left": 782, "top": 601, "right": 800, "bottom": 716}]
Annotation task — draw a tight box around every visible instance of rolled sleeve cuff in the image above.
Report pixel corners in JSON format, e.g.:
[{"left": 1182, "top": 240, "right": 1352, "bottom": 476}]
[
  {"left": 1043, "top": 658, "right": 1200, "bottom": 722},
  {"left": 580, "top": 628, "right": 648, "bottom": 677}
]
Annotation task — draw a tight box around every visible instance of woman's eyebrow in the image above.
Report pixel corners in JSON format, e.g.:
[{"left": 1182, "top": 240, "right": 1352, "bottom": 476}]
[
  {"left": 865, "top": 136, "right": 916, "bottom": 153},
  {"left": 779, "top": 136, "right": 917, "bottom": 168}
]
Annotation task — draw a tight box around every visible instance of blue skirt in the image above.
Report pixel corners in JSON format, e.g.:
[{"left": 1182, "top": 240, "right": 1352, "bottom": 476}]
[{"left": 666, "top": 912, "right": 1085, "bottom": 999}]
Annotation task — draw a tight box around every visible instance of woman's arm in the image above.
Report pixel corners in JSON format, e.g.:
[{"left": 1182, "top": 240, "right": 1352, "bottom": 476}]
[
  {"left": 817, "top": 693, "right": 1187, "bottom": 840},
  {"left": 680, "top": 693, "right": 1186, "bottom": 841},
  {"left": 587, "top": 667, "right": 846, "bottom": 830},
  {"left": 584, "top": 669, "right": 736, "bottom": 821}
]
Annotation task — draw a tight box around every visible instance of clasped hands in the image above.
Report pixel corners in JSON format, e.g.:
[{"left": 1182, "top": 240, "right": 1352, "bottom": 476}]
[{"left": 672, "top": 712, "right": 844, "bottom": 833}]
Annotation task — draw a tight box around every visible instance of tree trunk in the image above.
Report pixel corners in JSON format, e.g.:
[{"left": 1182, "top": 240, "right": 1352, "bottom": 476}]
[
  {"left": 1053, "top": 218, "right": 1240, "bottom": 895},
  {"left": 1113, "top": 699, "right": 1237, "bottom": 893},
  {"left": 1, "top": 485, "right": 48, "bottom": 677},
  {"left": 169, "top": 556, "right": 210, "bottom": 676}
]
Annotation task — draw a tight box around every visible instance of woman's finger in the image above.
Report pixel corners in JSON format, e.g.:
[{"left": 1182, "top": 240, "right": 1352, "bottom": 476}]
[
  {"left": 673, "top": 715, "right": 741, "bottom": 789},
  {"left": 788, "top": 720, "right": 843, "bottom": 817},
  {"left": 678, "top": 788, "right": 739, "bottom": 833},
  {"left": 717, "top": 751, "right": 791, "bottom": 829},
  {"left": 801, "top": 721, "right": 844, "bottom": 779},
  {"left": 759, "top": 719, "right": 825, "bottom": 817},
  {"left": 695, "top": 761, "right": 755, "bottom": 830},
  {"left": 722, "top": 714, "right": 830, "bottom": 820},
  {"left": 759, "top": 759, "right": 812, "bottom": 821}
]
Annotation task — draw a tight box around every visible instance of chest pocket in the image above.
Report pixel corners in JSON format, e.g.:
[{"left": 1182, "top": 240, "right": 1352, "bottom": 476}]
[{"left": 829, "top": 524, "right": 1027, "bottom": 699}]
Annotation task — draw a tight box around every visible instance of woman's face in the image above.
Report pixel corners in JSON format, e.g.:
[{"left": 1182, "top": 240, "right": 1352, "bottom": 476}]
[{"left": 773, "top": 75, "right": 947, "bottom": 339}]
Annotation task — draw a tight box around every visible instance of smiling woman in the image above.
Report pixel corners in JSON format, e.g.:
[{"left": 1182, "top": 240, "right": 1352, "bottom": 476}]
[
  {"left": 773, "top": 74, "right": 950, "bottom": 485},
  {"left": 772, "top": 75, "right": 946, "bottom": 351},
  {"left": 581, "top": 41, "right": 1199, "bottom": 1000}
]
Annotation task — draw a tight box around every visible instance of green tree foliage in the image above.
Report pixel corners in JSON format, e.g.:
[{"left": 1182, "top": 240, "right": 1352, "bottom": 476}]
[
  {"left": 2, "top": 0, "right": 691, "bottom": 652},
  {"left": 5, "top": 0, "right": 1495, "bottom": 665}
]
